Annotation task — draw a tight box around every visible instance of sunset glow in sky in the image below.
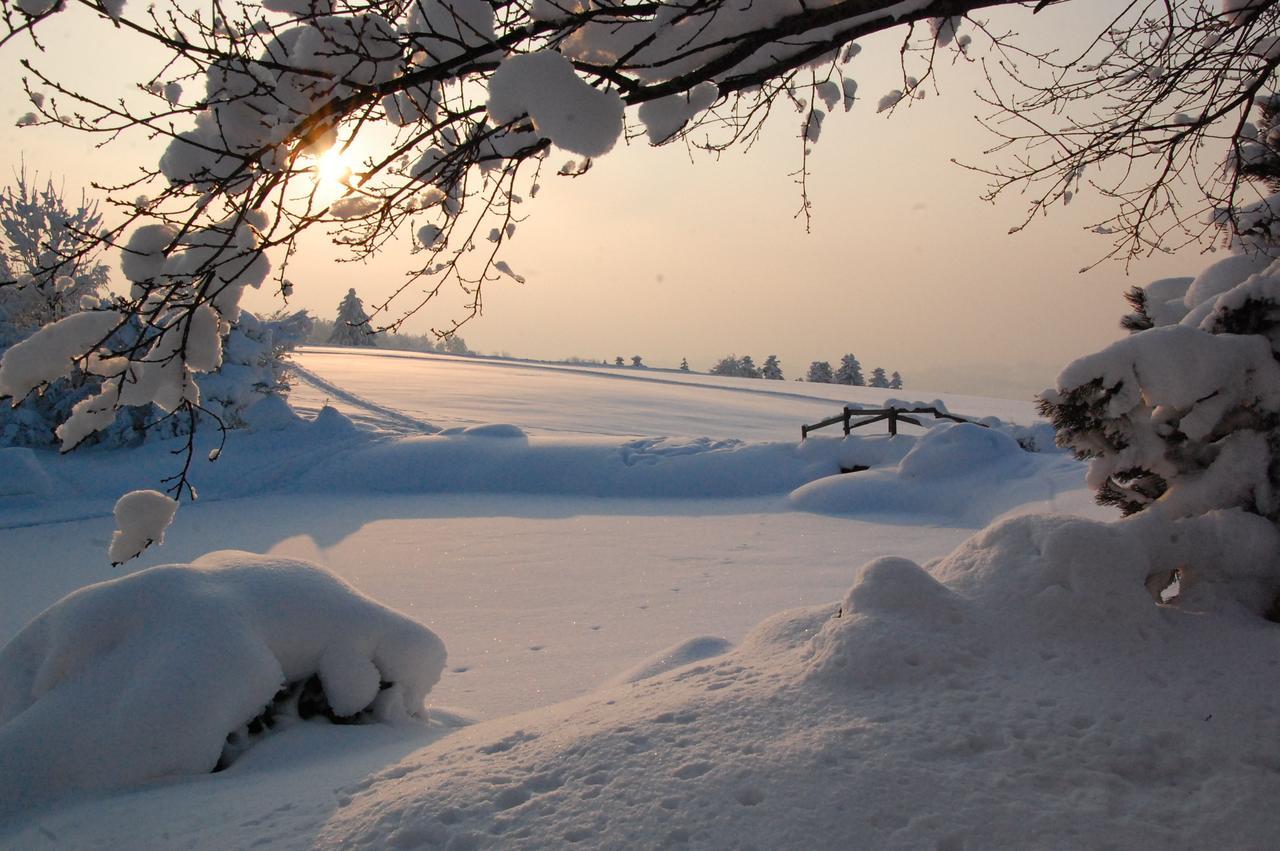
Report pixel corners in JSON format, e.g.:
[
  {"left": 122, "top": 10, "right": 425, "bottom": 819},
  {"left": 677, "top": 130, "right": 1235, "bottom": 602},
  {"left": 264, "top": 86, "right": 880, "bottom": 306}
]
[{"left": 0, "top": 0, "right": 1220, "bottom": 398}]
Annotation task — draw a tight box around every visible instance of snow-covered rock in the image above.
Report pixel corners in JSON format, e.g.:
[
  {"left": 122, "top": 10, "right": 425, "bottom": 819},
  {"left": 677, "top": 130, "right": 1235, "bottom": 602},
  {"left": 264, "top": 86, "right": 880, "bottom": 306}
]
[{"left": 0, "top": 551, "right": 446, "bottom": 812}]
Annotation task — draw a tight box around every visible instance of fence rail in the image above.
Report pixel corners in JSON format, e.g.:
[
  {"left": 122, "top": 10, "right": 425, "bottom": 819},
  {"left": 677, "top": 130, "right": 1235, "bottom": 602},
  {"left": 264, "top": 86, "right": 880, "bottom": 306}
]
[{"left": 801, "top": 406, "right": 987, "bottom": 440}]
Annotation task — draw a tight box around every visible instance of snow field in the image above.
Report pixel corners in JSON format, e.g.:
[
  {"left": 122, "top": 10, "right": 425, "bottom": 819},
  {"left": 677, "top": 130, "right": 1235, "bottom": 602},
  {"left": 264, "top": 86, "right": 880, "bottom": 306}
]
[{"left": 10, "top": 350, "right": 1270, "bottom": 848}]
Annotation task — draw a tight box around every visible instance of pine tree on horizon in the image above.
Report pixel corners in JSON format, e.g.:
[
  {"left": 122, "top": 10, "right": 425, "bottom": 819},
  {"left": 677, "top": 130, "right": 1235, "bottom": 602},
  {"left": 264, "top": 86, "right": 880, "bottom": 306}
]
[
  {"left": 709, "top": 355, "right": 742, "bottom": 376},
  {"left": 328, "top": 288, "right": 377, "bottom": 347},
  {"left": 889, "top": 371, "right": 903, "bottom": 390},
  {"left": 761, "top": 355, "right": 783, "bottom": 380},
  {"left": 679, "top": 357, "right": 690, "bottom": 371},
  {"left": 806, "top": 361, "right": 834, "bottom": 383},
  {"left": 834, "top": 354, "right": 864, "bottom": 386},
  {"left": 869, "top": 367, "right": 889, "bottom": 388},
  {"left": 738, "top": 355, "right": 759, "bottom": 378}
]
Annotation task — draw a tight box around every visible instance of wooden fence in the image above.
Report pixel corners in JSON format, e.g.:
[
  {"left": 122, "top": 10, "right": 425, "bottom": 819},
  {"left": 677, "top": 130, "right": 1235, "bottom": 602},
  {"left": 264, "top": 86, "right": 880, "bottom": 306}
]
[{"left": 800, "top": 406, "right": 987, "bottom": 440}]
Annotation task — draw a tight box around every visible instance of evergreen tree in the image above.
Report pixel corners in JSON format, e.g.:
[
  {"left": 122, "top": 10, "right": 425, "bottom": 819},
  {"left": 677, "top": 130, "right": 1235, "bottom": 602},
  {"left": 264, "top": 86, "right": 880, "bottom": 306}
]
[
  {"left": 679, "top": 357, "right": 690, "bottom": 371},
  {"left": 442, "top": 334, "right": 470, "bottom": 354},
  {"left": 806, "top": 361, "right": 834, "bottom": 383},
  {"left": 1039, "top": 97, "right": 1280, "bottom": 535},
  {"left": 834, "top": 354, "right": 864, "bottom": 386},
  {"left": 709, "top": 355, "right": 742, "bottom": 377},
  {"left": 738, "top": 355, "right": 759, "bottom": 378},
  {"left": 869, "top": 367, "right": 889, "bottom": 388},
  {"left": 761, "top": 355, "right": 783, "bottom": 380},
  {"left": 888, "top": 371, "right": 903, "bottom": 390},
  {"left": 614, "top": 356, "right": 625, "bottom": 366},
  {"left": 328, "top": 289, "right": 377, "bottom": 347},
  {"left": 631, "top": 355, "right": 644, "bottom": 367}
]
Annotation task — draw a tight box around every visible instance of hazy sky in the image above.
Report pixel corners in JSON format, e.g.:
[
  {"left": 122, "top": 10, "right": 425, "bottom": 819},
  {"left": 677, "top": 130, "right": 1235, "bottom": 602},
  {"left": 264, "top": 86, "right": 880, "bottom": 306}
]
[{"left": 0, "top": 1, "right": 1223, "bottom": 399}]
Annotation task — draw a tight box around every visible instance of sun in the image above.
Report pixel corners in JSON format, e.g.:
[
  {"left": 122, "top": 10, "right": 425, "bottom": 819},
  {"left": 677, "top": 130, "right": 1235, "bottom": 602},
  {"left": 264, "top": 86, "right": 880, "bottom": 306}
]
[{"left": 312, "top": 145, "right": 354, "bottom": 192}]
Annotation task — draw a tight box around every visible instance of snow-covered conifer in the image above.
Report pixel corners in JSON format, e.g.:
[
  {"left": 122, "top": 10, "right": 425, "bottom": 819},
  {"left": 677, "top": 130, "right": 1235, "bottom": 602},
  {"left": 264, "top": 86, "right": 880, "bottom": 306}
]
[
  {"left": 679, "top": 358, "right": 690, "bottom": 372},
  {"left": 738, "top": 355, "right": 759, "bottom": 378},
  {"left": 709, "top": 355, "right": 742, "bottom": 377},
  {"left": 889, "top": 371, "right": 903, "bottom": 390},
  {"left": 442, "top": 335, "right": 470, "bottom": 355},
  {"left": 834, "top": 354, "right": 864, "bottom": 386},
  {"left": 329, "top": 289, "right": 377, "bottom": 347},
  {"left": 761, "top": 355, "right": 783, "bottom": 380},
  {"left": 806, "top": 361, "right": 834, "bottom": 383},
  {"left": 869, "top": 367, "right": 889, "bottom": 388},
  {"left": 1041, "top": 98, "right": 1280, "bottom": 550},
  {"left": 631, "top": 355, "right": 644, "bottom": 367}
]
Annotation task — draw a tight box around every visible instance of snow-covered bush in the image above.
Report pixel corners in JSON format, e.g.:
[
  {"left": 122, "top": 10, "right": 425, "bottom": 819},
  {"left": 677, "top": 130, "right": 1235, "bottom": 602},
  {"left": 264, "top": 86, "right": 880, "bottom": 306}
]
[
  {"left": 0, "top": 176, "right": 310, "bottom": 460},
  {"left": 0, "top": 172, "right": 154, "bottom": 448},
  {"left": 1041, "top": 250, "right": 1280, "bottom": 523},
  {"left": 1041, "top": 98, "right": 1280, "bottom": 546},
  {"left": 0, "top": 551, "right": 446, "bottom": 810},
  {"left": 198, "top": 310, "right": 313, "bottom": 428}
]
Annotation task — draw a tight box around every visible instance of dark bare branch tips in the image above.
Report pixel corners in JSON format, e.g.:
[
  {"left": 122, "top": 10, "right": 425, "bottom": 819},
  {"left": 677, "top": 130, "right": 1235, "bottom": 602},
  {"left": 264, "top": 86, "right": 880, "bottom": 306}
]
[{"left": 958, "top": 0, "right": 1280, "bottom": 266}]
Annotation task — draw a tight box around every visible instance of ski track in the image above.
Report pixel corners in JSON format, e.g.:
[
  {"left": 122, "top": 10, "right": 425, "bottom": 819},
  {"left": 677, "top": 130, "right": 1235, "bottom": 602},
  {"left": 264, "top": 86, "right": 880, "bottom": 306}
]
[{"left": 288, "top": 360, "right": 440, "bottom": 435}]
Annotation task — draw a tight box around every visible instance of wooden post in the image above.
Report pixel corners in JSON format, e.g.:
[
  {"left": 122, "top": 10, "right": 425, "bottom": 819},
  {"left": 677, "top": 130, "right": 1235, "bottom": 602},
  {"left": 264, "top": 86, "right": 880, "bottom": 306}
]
[
  {"left": 843, "top": 406, "right": 852, "bottom": 436},
  {"left": 888, "top": 408, "right": 898, "bottom": 436}
]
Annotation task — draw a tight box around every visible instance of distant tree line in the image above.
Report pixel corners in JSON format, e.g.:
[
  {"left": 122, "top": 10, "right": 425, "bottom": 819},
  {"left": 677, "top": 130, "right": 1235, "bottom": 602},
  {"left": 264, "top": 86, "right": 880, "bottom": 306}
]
[
  {"left": 708, "top": 354, "right": 784, "bottom": 380},
  {"left": 308, "top": 288, "right": 471, "bottom": 354},
  {"left": 805, "top": 354, "right": 901, "bottom": 388},
  {"left": 706, "top": 353, "right": 900, "bottom": 388}
]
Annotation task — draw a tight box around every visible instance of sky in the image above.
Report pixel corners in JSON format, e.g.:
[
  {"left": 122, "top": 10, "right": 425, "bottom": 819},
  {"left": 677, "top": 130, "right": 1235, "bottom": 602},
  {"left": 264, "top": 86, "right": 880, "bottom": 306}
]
[{"left": 0, "top": 1, "right": 1225, "bottom": 399}]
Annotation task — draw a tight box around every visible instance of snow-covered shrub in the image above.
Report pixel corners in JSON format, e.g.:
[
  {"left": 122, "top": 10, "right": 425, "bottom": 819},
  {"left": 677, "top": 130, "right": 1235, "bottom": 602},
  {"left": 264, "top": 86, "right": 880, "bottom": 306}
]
[
  {"left": 198, "top": 310, "right": 312, "bottom": 428},
  {"left": 0, "top": 551, "right": 446, "bottom": 809},
  {"left": 1041, "top": 100, "right": 1280, "bottom": 546},
  {"left": 1041, "top": 244, "right": 1280, "bottom": 527},
  {"left": 0, "top": 172, "right": 153, "bottom": 448},
  {"left": 0, "top": 171, "right": 109, "bottom": 344}
]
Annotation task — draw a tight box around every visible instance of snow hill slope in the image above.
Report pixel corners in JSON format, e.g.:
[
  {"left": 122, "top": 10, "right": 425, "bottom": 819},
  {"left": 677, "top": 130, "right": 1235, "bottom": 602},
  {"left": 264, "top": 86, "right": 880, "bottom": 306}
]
[
  {"left": 6, "top": 350, "right": 1275, "bottom": 848},
  {"left": 289, "top": 347, "right": 1040, "bottom": 440}
]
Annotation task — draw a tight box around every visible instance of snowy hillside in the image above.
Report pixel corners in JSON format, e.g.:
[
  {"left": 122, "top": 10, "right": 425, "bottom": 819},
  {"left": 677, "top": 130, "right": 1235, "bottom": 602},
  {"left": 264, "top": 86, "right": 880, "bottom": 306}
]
[
  {"left": 3, "top": 349, "right": 1278, "bottom": 848},
  {"left": 288, "top": 346, "right": 1040, "bottom": 439}
]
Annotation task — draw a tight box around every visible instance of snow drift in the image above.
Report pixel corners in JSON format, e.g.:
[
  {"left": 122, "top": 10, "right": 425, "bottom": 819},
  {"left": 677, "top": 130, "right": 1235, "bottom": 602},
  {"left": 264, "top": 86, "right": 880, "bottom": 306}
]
[
  {"left": 789, "top": 423, "right": 1079, "bottom": 525},
  {"left": 0, "top": 552, "right": 446, "bottom": 812},
  {"left": 311, "top": 511, "right": 1280, "bottom": 849}
]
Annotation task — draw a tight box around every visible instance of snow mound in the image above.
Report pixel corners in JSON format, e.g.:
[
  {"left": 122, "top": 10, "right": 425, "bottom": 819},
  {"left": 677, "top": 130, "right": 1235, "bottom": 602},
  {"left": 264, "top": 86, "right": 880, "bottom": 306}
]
[
  {"left": 789, "top": 423, "right": 1066, "bottom": 525},
  {"left": 897, "top": 422, "right": 1024, "bottom": 479},
  {"left": 459, "top": 423, "right": 527, "bottom": 439},
  {"left": 241, "top": 394, "right": 304, "bottom": 432},
  {"left": 298, "top": 433, "right": 846, "bottom": 498},
  {"left": 315, "top": 513, "right": 1280, "bottom": 849},
  {"left": 0, "top": 551, "right": 446, "bottom": 811},
  {"left": 608, "top": 635, "right": 732, "bottom": 685},
  {"left": 311, "top": 403, "right": 359, "bottom": 435}
]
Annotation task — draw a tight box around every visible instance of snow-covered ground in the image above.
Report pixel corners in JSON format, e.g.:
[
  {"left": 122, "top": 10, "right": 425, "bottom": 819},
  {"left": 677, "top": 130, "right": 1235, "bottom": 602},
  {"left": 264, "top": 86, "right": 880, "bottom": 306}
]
[{"left": 4, "top": 350, "right": 1278, "bottom": 848}]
